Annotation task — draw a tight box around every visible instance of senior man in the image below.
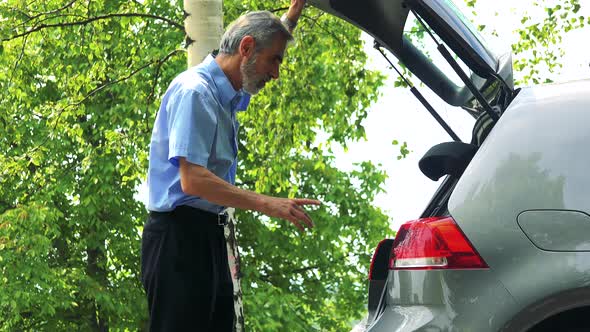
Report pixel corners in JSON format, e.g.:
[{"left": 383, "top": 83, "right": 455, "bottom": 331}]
[{"left": 142, "top": 1, "right": 319, "bottom": 330}]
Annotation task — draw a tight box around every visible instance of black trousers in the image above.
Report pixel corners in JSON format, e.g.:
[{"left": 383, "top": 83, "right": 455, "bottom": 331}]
[{"left": 141, "top": 206, "right": 234, "bottom": 331}]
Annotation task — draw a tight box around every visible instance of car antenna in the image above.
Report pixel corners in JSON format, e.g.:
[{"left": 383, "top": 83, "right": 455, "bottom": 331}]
[
  {"left": 411, "top": 10, "right": 500, "bottom": 122},
  {"left": 374, "top": 40, "right": 462, "bottom": 142}
]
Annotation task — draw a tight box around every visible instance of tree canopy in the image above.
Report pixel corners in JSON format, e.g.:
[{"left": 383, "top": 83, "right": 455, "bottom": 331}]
[
  {"left": 0, "top": 0, "right": 587, "bottom": 331},
  {"left": 0, "top": 0, "right": 388, "bottom": 330}
]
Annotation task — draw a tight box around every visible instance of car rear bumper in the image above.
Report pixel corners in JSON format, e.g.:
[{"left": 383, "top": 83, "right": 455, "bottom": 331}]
[
  {"left": 364, "top": 270, "right": 518, "bottom": 332},
  {"left": 366, "top": 305, "right": 446, "bottom": 331}
]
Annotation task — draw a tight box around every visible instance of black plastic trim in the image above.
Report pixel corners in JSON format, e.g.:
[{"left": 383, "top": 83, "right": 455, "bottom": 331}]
[
  {"left": 367, "top": 239, "right": 395, "bottom": 324},
  {"left": 419, "top": 142, "right": 478, "bottom": 181}
]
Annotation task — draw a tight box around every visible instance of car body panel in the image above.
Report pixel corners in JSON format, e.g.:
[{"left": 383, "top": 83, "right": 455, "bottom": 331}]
[
  {"left": 367, "top": 305, "right": 444, "bottom": 331},
  {"left": 448, "top": 79, "right": 590, "bottom": 319},
  {"left": 517, "top": 210, "right": 590, "bottom": 251},
  {"left": 500, "top": 287, "right": 590, "bottom": 332},
  {"left": 366, "top": 270, "right": 516, "bottom": 331}
]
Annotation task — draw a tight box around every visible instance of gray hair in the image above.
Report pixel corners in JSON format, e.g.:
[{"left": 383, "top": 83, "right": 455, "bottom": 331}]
[{"left": 219, "top": 11, "right": 294, "bottom": 55}]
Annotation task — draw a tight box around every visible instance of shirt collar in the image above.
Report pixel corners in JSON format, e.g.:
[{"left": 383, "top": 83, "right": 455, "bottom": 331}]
[
  {"left": 236, "top": 93, "right": 250, "bottom": 111},
  {"left": 203, "top": 55, "right": 250, "bottom": 112}
]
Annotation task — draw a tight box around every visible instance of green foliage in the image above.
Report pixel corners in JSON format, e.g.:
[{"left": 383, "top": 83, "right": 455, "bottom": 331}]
[
  {"left": 0, "top": 0, "right": 389, "bottom": 331},
  {"left": 1, "top": 0, "right": 585, "bottom": 330},
  {"left": 0, "top": 0, "right": 186, "bottom": 330},
  {"left": 0, "top": 204, "right": 68, "bottom": 330},
  {"left": 392, "top": 140, "right": 410, "bottom": 160},
  {"left": 463, "top": 0, "right": 586, "bottom": 86},
  {"left": 511, "top": 0, "right": 586, "bottom": 85}
]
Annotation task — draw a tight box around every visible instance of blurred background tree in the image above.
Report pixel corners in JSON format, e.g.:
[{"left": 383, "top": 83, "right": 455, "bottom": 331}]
[
  {"left": 0, "top": 0, "right": 586, "bottom": 330},
  {"left": 0, "top": 0, "right": 388, "bottom": 330}
]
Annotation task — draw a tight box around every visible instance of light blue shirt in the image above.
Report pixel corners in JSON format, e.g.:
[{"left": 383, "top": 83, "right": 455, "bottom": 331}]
[{"left": 147, "top": 55, "right": 250, "bottom": 213}]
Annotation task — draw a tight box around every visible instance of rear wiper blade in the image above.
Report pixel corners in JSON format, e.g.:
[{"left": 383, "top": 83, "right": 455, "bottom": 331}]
[{"left": 374, "top": 40, "right": 462, "bottom": 142}]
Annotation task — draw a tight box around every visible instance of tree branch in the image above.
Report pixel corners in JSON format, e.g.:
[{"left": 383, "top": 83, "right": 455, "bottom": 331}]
[
  {"left": 289, "top": 265, "right": 321, "bottom": 275},
  {"left": 31, "top": 12, "right": 88, "bottom": 27},
  {"left": 21, "top": 50, "right": 183, "bottom": 158},
  {"left": 147, "top": 49, "right": 185, "bottom": 104},
  {"left": 301, "top": 14, "right": 345, "bottom": 47},
  {"left": 25, "top": 0, "right": 78, "bottom": 22},
  {"left": 269, "top": 7, "right": 289, "bottom": 13},
  {"left": 3, "top": 12, "right": 183, "bottom": 42},
  {"left": 9, "top": 33, "right": 29, "bottom": 86},
  {"left": 72, "top": 58, "right": 153, "bottom": 107},
  {"left": 260, "top": 264, "right": 322, "bottom": 282}
]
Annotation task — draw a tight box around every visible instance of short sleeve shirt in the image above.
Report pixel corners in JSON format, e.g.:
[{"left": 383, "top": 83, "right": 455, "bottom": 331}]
[{"left": 147, "top": 55, "right": 250, "bottom": 213}]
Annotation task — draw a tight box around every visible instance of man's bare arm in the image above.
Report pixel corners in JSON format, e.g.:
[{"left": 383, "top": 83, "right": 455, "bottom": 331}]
[
  {"left": 179, "top": 158, "right": 320, "bottom": 231},
  {"left": 286, "top": 0, "right": 306, "bottom": 24},
  {"left": 281, "top": 0, "right": 306, "bottom": 33}
]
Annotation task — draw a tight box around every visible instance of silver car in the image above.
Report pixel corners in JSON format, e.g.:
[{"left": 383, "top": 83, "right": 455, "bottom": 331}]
[{"left": 310, "top": 0, "right": 590, "bottom": 331}]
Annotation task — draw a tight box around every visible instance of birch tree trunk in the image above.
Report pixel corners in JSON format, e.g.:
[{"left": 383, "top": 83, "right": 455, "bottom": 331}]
[
  {"left": 184, "top": 0, "right": 224, "bottom": 67},
  {"left": 224, "top": 209, "right": 244, "bottom": 332}
]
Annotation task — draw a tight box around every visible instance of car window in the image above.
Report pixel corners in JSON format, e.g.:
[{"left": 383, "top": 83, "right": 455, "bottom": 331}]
[
  {"left": 430, "top": 0, "right": 497, "bottom": 70},
  {"left": 403, "top": 11, "right": 472, "bottom": 88}
]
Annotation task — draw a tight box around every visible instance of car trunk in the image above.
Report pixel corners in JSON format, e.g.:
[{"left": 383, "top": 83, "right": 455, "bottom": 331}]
[
  {"left": 310, "top": 0, "right": 518, "bottom": 328},
  {"left": 308, "top": 0, "right": 515, "bottom": 117}
]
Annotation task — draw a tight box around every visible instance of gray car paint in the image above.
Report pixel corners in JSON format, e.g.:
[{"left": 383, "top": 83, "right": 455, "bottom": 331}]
[
  {"left": 366, "top": 81, "right": 590, "bottom": 331},
  {"left": 517, "top": 210, "right": 590, "bottom": 251},
  {"left": 365, "top": 271, "right": 515, "bottom": 331},
  {"left": 447, "top": 80, "right": 590, "bottom": 328}
]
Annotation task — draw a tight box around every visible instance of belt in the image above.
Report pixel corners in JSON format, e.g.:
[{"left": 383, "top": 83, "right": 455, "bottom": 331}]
[{"left": 149, "top": 205, "right": 229, "bottom": 226}]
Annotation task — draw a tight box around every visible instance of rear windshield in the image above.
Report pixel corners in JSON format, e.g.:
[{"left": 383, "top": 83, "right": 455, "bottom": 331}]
[{"left": 436, "top": 0, "right": 497, "bottom": 70}]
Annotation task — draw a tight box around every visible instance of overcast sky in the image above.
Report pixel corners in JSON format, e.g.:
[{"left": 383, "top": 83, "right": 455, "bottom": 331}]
[{"left": 334, "top": 0, "right": 590, "bottom": 232}]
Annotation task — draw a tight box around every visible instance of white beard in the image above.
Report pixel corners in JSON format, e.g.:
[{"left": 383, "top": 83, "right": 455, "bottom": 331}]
[{"left": 240, "top": 54, "right": 269, "bottom": 95}]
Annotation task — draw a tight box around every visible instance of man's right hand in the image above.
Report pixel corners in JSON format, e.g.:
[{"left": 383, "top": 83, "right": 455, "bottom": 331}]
[
  {"left": 261, "top": 197, "right": 321, "bottom": 232},
  {"left": 179, "top": 158, "right": 321, "bottom": 233}
]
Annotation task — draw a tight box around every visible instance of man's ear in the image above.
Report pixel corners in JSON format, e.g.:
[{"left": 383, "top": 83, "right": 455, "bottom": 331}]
[{"left": 239, "top": 36, "right": 256, "bottom": 58}]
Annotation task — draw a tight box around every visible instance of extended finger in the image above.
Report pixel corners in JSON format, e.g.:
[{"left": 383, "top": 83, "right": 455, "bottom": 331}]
[
  {"left": 293, "top": 198, "right": 321, "bottom": 206},
  {"left": 292, "top": 206, "right": 314, "bottom": 228},
  {"left": 288, "top": 213, "right": 305, "bottom": 232}
]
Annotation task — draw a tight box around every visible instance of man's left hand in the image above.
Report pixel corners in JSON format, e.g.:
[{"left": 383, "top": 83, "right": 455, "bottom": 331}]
[{"left": 286, "top": 0, "right": 307, "bottom": 23}]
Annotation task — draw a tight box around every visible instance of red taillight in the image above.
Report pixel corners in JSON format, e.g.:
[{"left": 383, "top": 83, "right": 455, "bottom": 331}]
[{"left": 389, "top": 216, "right": 488, "bottom": 270}]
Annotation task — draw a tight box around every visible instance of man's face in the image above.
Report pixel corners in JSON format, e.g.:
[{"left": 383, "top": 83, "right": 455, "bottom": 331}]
[{"left": 241, "top": 34, "right": 287, "bottom": 95}]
